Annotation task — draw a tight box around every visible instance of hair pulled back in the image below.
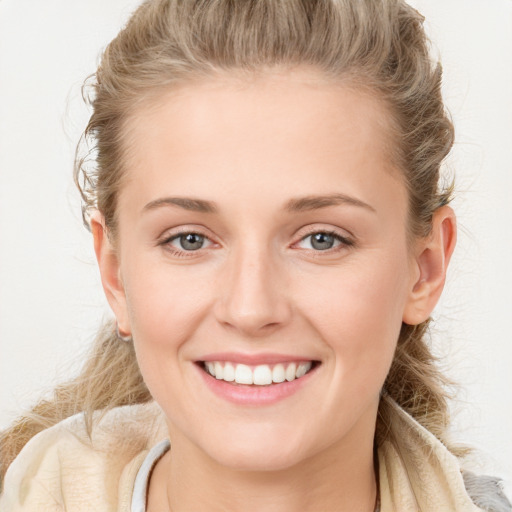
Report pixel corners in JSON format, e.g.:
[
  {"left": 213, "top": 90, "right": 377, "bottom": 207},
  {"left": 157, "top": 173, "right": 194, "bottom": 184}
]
[{"left": 1, "top": 0, "right": 456, "bottom": 481}]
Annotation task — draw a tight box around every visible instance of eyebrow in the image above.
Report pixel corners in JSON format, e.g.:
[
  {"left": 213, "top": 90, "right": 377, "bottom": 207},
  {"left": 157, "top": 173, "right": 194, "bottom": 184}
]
[
  {"left": 143, "top": 197, "right": 218, "bottom": 213},
  {"left": 284, "top": 194, "right": 376, "bottom": 213},
  {"left": 142, "top": 193, "right": 375, "bottom": 214}
]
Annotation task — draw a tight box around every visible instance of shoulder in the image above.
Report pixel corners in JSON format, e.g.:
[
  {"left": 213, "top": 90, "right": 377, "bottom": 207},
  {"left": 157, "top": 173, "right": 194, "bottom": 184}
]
[
  {"left": 0, "top": 401, "right": 167, "bottom": 512},
  {"left": 378, "top": 396, "right": 511, "bottom": 512},
  {"left": 463, "top": 472, "right": 512, "bottom": 512}
]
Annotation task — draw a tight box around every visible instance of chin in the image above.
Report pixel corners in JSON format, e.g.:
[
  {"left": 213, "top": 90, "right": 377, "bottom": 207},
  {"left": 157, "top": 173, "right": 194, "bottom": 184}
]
[
  {"left": 211, "top": 446, "right": 305, "bottom": 472},
  {"left": 202, "top": 426, "right": 311, "bottom": 472}
]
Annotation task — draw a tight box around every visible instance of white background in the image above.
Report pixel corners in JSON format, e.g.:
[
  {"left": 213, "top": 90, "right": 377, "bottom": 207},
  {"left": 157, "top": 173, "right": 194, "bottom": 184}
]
[{"left": 1, "top": 0, "right": 511, "bottom": 497}]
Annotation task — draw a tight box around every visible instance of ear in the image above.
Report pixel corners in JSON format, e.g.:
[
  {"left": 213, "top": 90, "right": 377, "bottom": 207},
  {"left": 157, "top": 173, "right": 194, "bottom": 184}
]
[
  {"left": 90, "top": 211, "right": 131, "bottom": 336},
  {"left": 402, "top": 206, "right": 457, "bottom": 325}
]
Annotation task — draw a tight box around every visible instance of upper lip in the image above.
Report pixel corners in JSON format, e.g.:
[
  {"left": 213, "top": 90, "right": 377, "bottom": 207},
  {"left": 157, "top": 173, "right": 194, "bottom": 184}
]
[{"left": 198, "top": 352, "right": 318, "bottom": 365}]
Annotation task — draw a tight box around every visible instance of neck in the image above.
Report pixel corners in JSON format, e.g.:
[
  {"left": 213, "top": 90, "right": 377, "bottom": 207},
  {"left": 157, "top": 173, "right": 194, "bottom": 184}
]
[{"left": 148, "top": 419, "right": 378, "bottom": 512}]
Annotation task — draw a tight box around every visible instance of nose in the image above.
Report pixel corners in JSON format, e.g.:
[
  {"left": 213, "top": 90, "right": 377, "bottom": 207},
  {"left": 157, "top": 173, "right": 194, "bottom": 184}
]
[{"left": 213, "top": 244, "right": 292, "bottom": 337}]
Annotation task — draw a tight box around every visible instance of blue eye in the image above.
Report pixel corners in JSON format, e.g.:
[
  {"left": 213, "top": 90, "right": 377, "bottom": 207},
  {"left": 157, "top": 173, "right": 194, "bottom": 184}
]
[
  {"left": 298, "top": 231, "right": 352, "bottom": 251},
  {"left": 309, "top": 232, "right": 337, "bottom": 250},
  {"left": 169, "top": 233, "right": 209, "bottom": 251}
]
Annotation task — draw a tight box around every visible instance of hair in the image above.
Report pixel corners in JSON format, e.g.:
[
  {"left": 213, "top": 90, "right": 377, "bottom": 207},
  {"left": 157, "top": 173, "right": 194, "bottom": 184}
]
[{"left": 0, "top": 0, "right": 458, "bottom": 482}]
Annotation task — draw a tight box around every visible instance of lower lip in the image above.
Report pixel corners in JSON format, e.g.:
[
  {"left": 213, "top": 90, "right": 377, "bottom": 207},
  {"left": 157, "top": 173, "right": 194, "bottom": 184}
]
[{"left": 195, "top": 363, "right": 319, "bottom": 406}]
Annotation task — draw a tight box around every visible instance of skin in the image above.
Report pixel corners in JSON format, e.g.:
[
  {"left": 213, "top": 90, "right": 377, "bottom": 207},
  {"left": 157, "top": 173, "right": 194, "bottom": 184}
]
[{"left": 92, "top": 69, "right": 456, "bottom": 512}]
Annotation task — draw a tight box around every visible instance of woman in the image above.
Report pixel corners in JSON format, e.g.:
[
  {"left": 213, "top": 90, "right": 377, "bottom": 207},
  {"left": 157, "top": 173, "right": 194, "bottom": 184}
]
[{"left": 0, "top": 0, "right": 510, "bottom": 511}]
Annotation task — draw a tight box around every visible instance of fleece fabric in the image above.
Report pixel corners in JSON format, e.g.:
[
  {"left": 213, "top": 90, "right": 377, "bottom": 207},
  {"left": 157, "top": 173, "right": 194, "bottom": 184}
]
[{"left": 0, "top": 397, "right": 510, "bottom": 511}]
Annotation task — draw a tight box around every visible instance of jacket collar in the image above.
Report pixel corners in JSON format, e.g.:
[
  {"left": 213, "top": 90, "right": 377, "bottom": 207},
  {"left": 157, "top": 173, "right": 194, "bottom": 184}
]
[{"left": 378, "top": 395, "right": 483, "bottom": 511}]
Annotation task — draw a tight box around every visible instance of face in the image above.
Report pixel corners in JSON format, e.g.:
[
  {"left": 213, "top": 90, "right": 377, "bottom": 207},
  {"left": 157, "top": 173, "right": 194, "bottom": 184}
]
[{"left": 105, "top": 70, "right": 420, "bottom": 471}]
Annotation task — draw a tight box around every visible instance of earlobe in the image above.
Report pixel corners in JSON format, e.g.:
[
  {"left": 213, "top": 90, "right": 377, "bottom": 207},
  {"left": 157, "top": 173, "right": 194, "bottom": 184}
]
[
  {"left": 402, "top": 206, "right": 457, "bottom": 325},
  {"left": 90, "top": 212, "right": 131, "bottom": 335}
]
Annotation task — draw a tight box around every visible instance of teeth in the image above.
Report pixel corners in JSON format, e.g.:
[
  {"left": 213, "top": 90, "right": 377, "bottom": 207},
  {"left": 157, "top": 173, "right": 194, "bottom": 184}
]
[
  {"left": 253, "top": 365, "right": 272, "bottom": 385},
  {"left": 223, "top": 362, "right": 235, "bottom": 382},
  {"left": 203, "top": 361, "right": 314, "bottom": 386},
  {"left": 285, "top": 362, "right": 296, "bottom": 382},
  {"left": 272, "top": 364, "right": 285, "bottom": 383},
  {"left": 235, "top": 364, "right": 253, "bottom": 385},
  {"left": 296, "top": 362, "right": 312, "bottom": 378},
  {"left": 214, "top": 362, "right": 224, "bottom": 380}
]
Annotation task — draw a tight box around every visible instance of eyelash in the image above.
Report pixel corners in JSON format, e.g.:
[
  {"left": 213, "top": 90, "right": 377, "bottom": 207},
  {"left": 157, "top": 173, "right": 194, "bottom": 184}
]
[
  {"left": 159, "top": 229, "right": 214, "bottom": 259},
  {"left": 294, "top": 230, "right": 354, "bottom": 253},
  {"left": 158, "top": 228, "right": 354, "bottom": 259}
]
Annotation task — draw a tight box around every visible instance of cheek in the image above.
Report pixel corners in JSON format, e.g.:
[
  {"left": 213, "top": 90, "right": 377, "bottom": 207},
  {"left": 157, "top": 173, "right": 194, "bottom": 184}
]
[
  {"left": 123, "top": 260, "right": 213, "bottom": 341},
  {"left": 296, "top": 250, "right": 410, "bottom": 378},
  {"left": 121, "top": 265, "right": 211, "bottom": 405},
  {"left": 302, "top": 253, "right": 408, "bottom": 327},
  {"left": 119, "top": 263, "right": 217, "bottom": 404}
]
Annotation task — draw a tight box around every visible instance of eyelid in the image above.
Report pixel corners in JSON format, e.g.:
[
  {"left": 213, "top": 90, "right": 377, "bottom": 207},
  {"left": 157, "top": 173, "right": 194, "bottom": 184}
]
[
  {"left": 293, "top": 224, "right": 354, "bottom": 243},
  {"left": 291, "top": 226, "right": 355, "bottom": 252},
  {"left": 157, "top": 225, "right": 219, "bottom": 257},
  {"left": 158, "top": 225, "right": 216, "bottom": 243},
  {"left": 167, "top": 232, "right": 213, "bottom": 249},
  {"left": 156, "top": 224, "right": 355, "bottom": 258}
]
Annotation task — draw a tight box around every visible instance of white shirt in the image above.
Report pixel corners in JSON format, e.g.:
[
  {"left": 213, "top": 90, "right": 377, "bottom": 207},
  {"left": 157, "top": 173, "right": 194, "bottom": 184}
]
[{"left": 131, "top": 439, "right": 170, "bottom": 512}]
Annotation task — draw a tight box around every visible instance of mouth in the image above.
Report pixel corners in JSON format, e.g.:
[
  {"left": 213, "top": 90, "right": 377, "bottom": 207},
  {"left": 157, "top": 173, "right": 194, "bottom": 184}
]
[{"left": 197, "top": 360, "right": 321, "bottom": 386}]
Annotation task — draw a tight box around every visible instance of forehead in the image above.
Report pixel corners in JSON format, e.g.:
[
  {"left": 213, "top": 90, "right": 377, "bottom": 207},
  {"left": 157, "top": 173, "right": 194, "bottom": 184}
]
[{"left": 119, "top": 69, "right": 406, "bottom": 215}]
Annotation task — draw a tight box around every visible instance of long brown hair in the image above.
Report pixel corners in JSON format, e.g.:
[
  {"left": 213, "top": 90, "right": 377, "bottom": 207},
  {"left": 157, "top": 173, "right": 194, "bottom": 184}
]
[{"left": 1, "top": 0, "right": 458, "bottom": 482}]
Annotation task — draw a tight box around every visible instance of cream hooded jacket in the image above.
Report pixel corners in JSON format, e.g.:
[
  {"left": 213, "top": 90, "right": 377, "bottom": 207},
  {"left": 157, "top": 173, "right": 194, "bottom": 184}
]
[{"left": 1, "top": 397, "right": 510, "bottom": 512}]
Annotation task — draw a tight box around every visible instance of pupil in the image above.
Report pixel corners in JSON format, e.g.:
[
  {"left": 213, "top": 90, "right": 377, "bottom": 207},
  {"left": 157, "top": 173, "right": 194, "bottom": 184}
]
[
  {"left": 311, "top": 233, "right": 334, "bottom": 250},
  {"left": 181, "top": 233, "right": 204, "bottom": 250}
]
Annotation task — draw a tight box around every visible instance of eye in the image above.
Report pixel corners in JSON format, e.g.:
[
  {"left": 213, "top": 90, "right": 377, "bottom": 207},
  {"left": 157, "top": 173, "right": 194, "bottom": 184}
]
[
  {"left": 296, "top": 231, "right": 353, "bottom": 251},
  {"left": 167, "top": 232, "right": 212, "bottom": 251}
]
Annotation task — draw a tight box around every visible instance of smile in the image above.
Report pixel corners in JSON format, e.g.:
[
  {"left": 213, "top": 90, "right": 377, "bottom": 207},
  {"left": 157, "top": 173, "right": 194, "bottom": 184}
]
[
  {"left": 202, "top": 361, "right": 314, "bottom": 385},
  {"left": 195, "top": 355, "right": 321, "bottom": 405}
]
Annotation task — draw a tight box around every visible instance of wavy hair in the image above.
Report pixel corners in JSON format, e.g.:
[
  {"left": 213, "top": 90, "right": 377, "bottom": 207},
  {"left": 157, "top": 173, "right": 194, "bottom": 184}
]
[{"left": 1, "top": 0, "right": 458, "bottom": 482}]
